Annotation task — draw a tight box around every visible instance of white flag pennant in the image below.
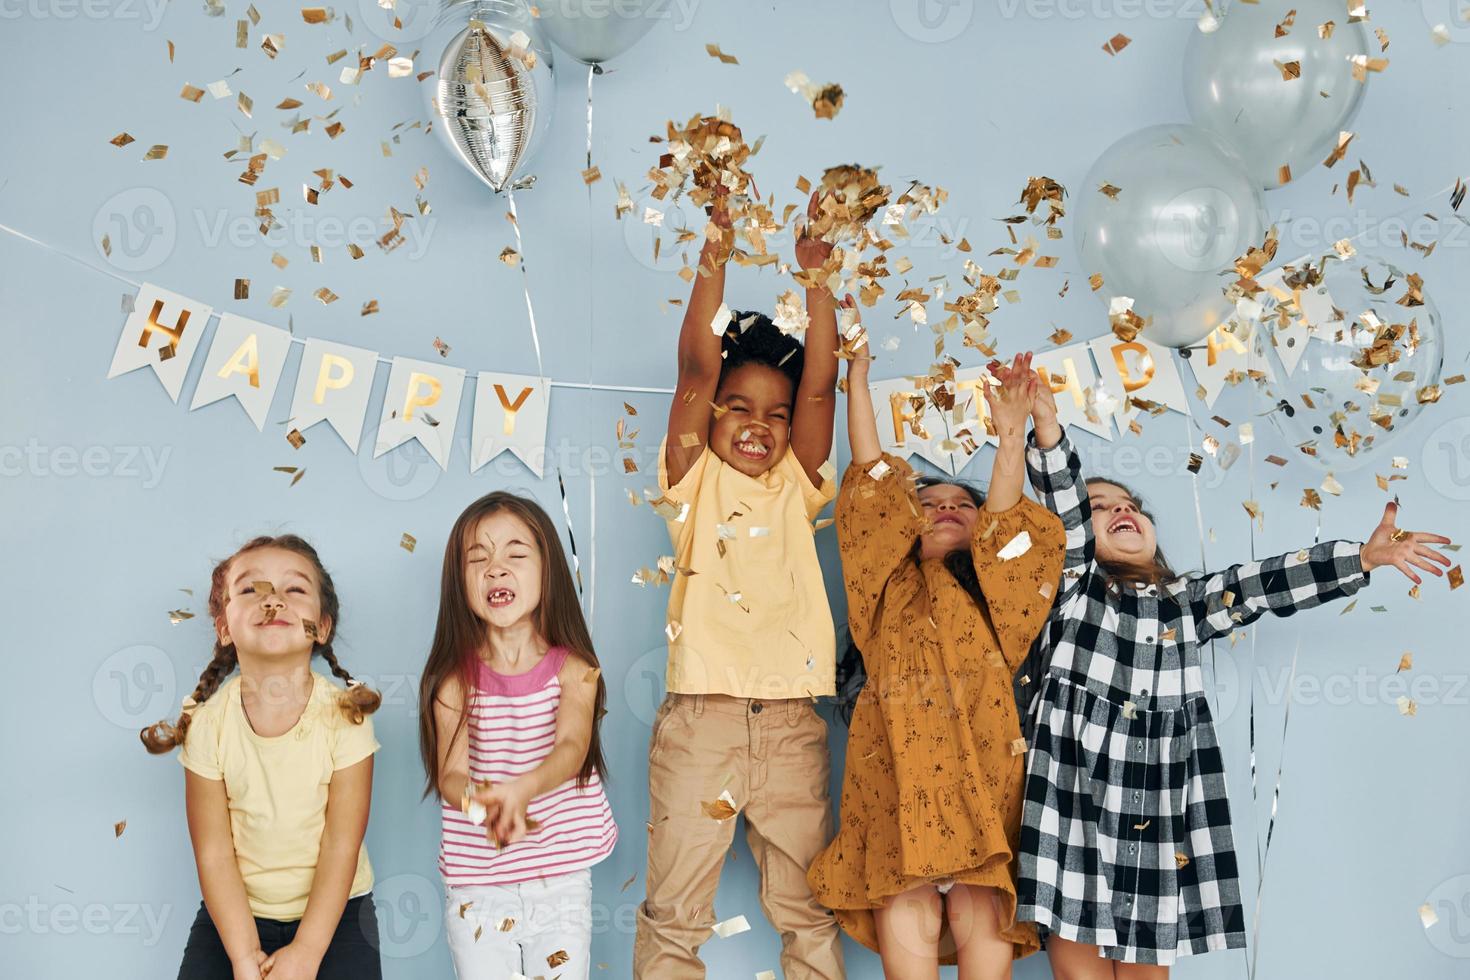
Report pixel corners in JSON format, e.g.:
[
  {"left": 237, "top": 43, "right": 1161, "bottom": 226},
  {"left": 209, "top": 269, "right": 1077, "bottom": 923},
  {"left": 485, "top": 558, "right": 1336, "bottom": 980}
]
[
  {"left": 1185, "top": 317, "right": 1276, "bottom": 409},
  {"left": 471, "top": 371, "right": 549, "bottom": 478},
  {"left": 1257, "top": 261, "right": 1341, "bottom": 377},
  {"left": 189, "top": 314, "right": 292, "bottom": 430},
  {"left": 869, "top": 370, "right": 994, "bottom": 477},
  {"left": 288, "top": 338, "right": 378, "bottom": 451},
  {"left": 375, "top": 356, "right": 466, "bottom": 470},
  {"left": 107, "top": 283, "right": 214, "bottom": 402},
  {"left": 1088, "top": 333, "right": 1191, "bottom": 431},
  {"left": 1033, "top": 343, "right": 1113, "bottom": 441}
]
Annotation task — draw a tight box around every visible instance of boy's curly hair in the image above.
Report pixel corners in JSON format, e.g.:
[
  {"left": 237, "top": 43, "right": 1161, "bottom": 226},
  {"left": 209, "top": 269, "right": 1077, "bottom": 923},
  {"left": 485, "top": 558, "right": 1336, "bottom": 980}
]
[{"left": 718, "top": 311, "right": 804, "bottom": 393}]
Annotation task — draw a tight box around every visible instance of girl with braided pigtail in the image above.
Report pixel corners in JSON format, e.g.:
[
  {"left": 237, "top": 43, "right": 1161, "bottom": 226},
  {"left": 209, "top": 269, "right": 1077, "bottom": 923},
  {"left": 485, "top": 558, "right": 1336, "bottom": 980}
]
[{"left": 141, "top": 534, "right": 383, "bottom": 980}]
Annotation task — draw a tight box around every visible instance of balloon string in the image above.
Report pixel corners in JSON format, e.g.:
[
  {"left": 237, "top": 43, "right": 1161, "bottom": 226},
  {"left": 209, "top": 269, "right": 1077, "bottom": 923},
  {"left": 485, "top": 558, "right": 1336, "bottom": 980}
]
[
  {"left": 506, "top": 188, "right": 584, "bottom": 598},
  {"left": 584, "top": 62, "right": 597, "bottom": 626}
]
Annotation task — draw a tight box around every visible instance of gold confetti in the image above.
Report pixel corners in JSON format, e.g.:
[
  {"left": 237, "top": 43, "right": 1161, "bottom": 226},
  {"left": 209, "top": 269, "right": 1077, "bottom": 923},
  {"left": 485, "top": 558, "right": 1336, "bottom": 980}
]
[
  {"left": 301, "top": 6, "right": 330, "bottom": 23},
  {"left": 1397, "top": 652, "right": 1413, "bottom": 673},
  {"left": 233, "top": 279, "right": 250, "bottom": 300},
  {"left": 114, "top": 820, "right": 127, "bottom": 838},
  {"left": 400, "top": 533, "right": 417, "bottom": 553},
  {"left": 704, "top": 42, "right": 738, "bottom": 64},
  {"left": 361, "top": 299, "right": 379, "bottom": 316},
  {"left": 100, "top": 234, "right": 111, "bottom": 257},
  {"left": 1421, "top": 903, "right": 1440, "bottom": 928},
  {"left": 109, "top": 132, "right": 135, "bottom": 148},
  {"left": 1175, "top": 852, "right": 1190, "bottom": 870},
  {"left": 1449, "top": 566, "right": 1463, "bottom": 590},
  {"left": 433, "top": 337, "right": 451, "bottom": 357},
  {"left": 313, "top": 287, "right": 338, "bottom": 305},
  {"left": 702, "top": 789, "right": 738, "bottom": 821},
  {"left": 1009, "top": 737, "right": 1027, "bottom": 756},
  {"left": 180, "top": 84, "right": 205, "bottom": 102},
  {"left": 167, "top": 608, "right": 194, "bottom": 624},
  {"left": 581, "top": 165, "right": 602, "bottom": 185},
  {"left": 1102, "top": 33, "right": 1131, "bottom": 55},
  {"left": 1274, "top": 59, "right": 1302, "bottom": 81},
  {"left": 1098, "top": 182, "right": 1122, "bottom": 200},
  {"left": 499, "top": 247, "right": 520, "bottom": 267},
  {"left": 269, "top": 287, "right": 292, "bottom": 308},
  {"left": 143, "top": 145, "right": 169, "bottom": 161}
]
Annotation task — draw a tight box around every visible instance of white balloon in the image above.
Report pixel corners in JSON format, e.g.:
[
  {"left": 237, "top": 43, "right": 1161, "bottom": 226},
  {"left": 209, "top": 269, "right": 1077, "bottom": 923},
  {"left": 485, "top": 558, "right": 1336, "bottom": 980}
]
[
  {"left": 537, "top": 0, "right": 660, "bottom": 65},
  {"left": 1076, "top": 124, "right": 1265, "bottom": 348},
  {"left": 1184, "top": 0, "right": 1370, "bottom": 190}
]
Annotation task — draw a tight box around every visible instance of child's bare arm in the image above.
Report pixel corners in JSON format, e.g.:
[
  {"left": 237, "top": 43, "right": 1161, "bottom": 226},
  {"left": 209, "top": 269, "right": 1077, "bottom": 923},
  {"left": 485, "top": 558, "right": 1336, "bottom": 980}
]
[
  {"left": 665, "top": 196, "right": 732, "bottom": 486},
  {"left": 185, "top": 771, "right": 263, "bottom": 970},
  {"left": 790, "top": 193, "right": 839, "bottom": 484},
  {"left": 841, "top": 297, "right": 881, "bottom": 465}
]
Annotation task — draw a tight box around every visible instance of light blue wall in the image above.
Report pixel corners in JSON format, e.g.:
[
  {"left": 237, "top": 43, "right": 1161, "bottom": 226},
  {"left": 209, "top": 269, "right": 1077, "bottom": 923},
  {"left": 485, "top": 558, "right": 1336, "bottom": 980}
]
[{"left": 3, "top": 1, "right": 1468, "bottom": 977}]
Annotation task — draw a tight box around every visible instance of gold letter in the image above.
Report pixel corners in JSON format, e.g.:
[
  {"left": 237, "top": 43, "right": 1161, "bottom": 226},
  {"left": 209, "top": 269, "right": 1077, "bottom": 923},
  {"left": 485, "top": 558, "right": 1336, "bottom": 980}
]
[
  {"left": 1111, "top": 342, "right": 1155, "bottom": 394},
  {"left": 402, "top": 372, "right": 442, "bottom": 421},
  {"left": 217, "top": 334, "right": 261, "bottom": 388},
  {"left": 889, "top": 390, "right": 923, "bottom": 445},
  {"left": 137, "top": 300, "right": 190, "bottom": 355},
  {"left": 1037, "top": 358, "right": 1086, "bottom": 409},
  {"left": 493, "top": 384, "right": 533, "bottom": 436},
  {"left": 312, "top": 354, "right": 354, "bottom": 405}
]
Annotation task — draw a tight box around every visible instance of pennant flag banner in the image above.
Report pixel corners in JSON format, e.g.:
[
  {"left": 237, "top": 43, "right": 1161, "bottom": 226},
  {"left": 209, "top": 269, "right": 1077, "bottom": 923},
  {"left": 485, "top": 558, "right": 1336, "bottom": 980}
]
[
  {"left": 1185, "top": 318, "right": 1277, "bottom": 409},
  {"left": 472, "top": 372, "right": 550, "bottom": 478},
  {"left": 106, "top": 282, "right": 553, "bottom": 476},
  {"left": 1257, "top": 261, "right": 1343, "bottom": 377},
  {"left": 107, "top": 283, "right": 214, "bottom": 402},
  {"left": 375, "top": 357, "right": 468, "bottom": 471},
  {"left": 190, "top": 314, "right": 293, "bottom": 430},
  {"left": 288, "top": 338, "right": 379, "bottom": 451},
  {"left": 1088, "top": 334, "right": 1191, "bottom": 431}
]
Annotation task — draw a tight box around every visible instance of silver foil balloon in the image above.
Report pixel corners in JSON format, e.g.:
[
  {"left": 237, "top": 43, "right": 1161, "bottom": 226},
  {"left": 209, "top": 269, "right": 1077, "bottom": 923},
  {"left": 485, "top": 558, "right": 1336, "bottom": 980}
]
[
  {"left": 1262, "top": 252, "right": 1443, "bottom": 473},
  {"left": 537, "top": 0, "right": 659, "bottom": 64},
  {"left": 431, "top": 0, "right": 554, "bottom": 192},
  {"left": 1076, "top": 124, "right": 1265, "bottom": 348},
  {"left": 1184, "top": 0, "right": 1370, "bottom": 190}
]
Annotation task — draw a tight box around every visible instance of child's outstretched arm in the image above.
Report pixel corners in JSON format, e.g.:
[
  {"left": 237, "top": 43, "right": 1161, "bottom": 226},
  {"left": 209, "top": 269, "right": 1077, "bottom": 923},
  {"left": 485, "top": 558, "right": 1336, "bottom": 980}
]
[
  {"left": 1189, "top": 501, "right": 1452, "bottom": 644},
  {"left": 185, "top": 772, "right": 266, "bottom": 979},
  {"left": 478, "top": 655, "right": 601, "bottom": 847},
  {"left": 982, "top": 353, "right": 1037, "bottom": 512},
  {"left": 664, "top": 194, "right": 732, "bottom": 487},
  {"left": 843, "top": 302, "right": 880, "bottom": 464},
  {"left": 789, "top": 192, "right": 840, "bottom": 485},
  {"left": 264, "top": 757, "right": 373, "bottom": 980},
  {"left": 1024, "top": 375, "right": 1095, "bottom": 605}
]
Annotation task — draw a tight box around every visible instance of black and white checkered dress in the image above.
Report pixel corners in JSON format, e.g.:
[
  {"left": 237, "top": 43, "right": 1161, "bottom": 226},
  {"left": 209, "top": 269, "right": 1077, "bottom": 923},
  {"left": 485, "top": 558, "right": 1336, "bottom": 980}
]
[{"left": 1015, "top": 434, "right": 1370, "bottom": 964}]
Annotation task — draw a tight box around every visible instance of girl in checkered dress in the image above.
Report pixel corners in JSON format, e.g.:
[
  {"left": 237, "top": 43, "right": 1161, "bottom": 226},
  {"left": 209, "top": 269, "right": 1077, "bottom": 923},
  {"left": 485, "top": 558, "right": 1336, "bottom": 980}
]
[{"left": 1015, "top": 379, "right": 1451, "bottom": 975}]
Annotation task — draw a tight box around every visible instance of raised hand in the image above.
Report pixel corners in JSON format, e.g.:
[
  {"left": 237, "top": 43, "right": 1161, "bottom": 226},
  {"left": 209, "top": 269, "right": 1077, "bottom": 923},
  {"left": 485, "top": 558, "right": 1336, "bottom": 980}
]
[
  {"left": 795, "top": 191, "right": 833, "bottom": 272},
  {"left": 1360, "top": 501, "right": 1453, "bottom": 585},
  {"left": 984, "top": 352, "right": 1038, "bottom": 442}
]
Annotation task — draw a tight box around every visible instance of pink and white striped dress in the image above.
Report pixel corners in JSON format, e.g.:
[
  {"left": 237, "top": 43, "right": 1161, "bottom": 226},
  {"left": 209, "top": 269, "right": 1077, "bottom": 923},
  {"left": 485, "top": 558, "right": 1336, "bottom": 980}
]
[{"left": 439, "top": 646, "right": 618, "bottom": 886}]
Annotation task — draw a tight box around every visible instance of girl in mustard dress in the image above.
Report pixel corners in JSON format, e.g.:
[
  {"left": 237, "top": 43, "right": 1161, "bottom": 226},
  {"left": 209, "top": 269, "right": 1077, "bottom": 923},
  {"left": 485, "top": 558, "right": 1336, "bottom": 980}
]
[{"left": 809, "top": 341, "right": 1065, "bottom": 977}]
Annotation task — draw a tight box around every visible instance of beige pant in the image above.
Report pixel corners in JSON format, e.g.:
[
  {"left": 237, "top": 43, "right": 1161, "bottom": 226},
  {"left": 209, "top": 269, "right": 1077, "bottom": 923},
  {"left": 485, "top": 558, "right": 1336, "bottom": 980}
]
[{"left": 634, "top": 693, "right": 845, "bottom": 979}]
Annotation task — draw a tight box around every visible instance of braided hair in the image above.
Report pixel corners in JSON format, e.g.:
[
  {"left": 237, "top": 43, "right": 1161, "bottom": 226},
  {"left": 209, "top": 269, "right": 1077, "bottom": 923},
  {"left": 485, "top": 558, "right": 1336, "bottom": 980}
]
[{"left": 140, "top": 534, "right": 380, "bottom": 753}]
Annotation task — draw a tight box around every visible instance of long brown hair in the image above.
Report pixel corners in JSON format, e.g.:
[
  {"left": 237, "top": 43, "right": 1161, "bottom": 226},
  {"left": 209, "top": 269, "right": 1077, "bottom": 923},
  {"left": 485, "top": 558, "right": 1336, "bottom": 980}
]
[
  {"left": 1085, "top": 477, "right": 1178, "bottom": 588},
  {"left": 139, "top": 534, "right": 380, "bottom": 753},
  {"left": 417, "top": 492, "right": 609, "bottom": 797}
]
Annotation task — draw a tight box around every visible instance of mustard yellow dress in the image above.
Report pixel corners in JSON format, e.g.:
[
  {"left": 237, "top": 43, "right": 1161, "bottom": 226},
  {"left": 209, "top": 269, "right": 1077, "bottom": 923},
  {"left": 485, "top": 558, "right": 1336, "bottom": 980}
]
[{"left": 807, "top": 453, "right": 1066, "bottom": 962}]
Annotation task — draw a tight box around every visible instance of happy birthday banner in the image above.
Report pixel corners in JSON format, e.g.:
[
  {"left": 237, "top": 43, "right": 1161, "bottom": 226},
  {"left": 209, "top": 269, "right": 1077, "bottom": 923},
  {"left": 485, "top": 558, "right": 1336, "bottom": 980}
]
[
  {"left": 869, "top": 324, "right": 1272, "bottom": 476},
  {"left": 108, "top": 282, "right": 553, "bottom": 477}
]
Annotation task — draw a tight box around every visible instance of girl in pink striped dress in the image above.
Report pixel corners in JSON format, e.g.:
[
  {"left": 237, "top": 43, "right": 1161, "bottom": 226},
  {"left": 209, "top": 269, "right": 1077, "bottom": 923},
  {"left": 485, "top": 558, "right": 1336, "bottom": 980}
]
[{"left": 418, "top": 492, "right": 618, "bottom": 980}]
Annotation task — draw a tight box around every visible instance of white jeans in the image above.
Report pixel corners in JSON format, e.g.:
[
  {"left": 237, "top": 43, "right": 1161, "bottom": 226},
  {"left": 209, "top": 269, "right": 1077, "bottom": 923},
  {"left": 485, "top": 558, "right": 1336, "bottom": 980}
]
[{"left": 445, "top": 869, "right": 594, "bottom": 980}]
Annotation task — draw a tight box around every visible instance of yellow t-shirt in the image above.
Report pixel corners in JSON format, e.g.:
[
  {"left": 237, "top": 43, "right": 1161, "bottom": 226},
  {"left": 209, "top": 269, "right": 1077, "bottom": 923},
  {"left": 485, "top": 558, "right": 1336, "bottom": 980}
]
[
  {"left": 657, "top": 438, "right": 837, "bottom": 698},
  {"left": 178, "top": 671, "right": 377, "bottom": 920}
]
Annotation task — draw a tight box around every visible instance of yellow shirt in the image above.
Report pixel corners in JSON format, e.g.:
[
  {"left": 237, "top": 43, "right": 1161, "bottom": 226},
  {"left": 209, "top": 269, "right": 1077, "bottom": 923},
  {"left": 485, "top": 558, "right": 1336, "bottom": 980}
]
[
  {"left": 178, "top": 671, "right": 377, "bottom": 920},
  {"left": 657, "top": 438, "right": 837, "bottom": 698}
]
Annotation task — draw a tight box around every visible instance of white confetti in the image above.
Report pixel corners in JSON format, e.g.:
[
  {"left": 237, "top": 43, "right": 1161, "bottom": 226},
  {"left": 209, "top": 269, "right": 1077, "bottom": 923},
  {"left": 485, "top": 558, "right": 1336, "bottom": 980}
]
[
  {"left": 710, "top": 302, "right": 733, "bottom": 336},
  {"left": 997, "top": 530, "right": 1033, "bottom": 561},
  {"left": 712, "top": 915, "right": 751, "bottom": 939}
]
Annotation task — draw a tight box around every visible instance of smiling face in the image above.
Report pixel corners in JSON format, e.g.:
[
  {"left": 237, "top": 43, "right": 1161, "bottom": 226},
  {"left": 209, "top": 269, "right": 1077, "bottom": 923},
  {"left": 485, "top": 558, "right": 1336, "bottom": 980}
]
[
  {"left": 463, "top": 509, "right": 544, "bottom": 633},
  {"left": 217, "top": 546, "right": 330, "bottom": 659},
  {"left": 710, "top": 362, "right": 794, "bottom": 478},
  {"left": 918, "top": 482, "right": 982, "bottom": 560},
  {"left": 1088, "top": 481, "right": 1159, "bottom": 567}
]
